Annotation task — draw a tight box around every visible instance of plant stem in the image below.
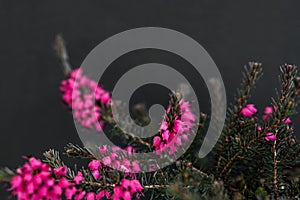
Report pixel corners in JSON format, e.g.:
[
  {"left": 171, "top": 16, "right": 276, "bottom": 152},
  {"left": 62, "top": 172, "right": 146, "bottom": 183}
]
[
  {"left": 273, "top": 139, "right": 279, "bottom": 200},
  {"left": 216, "top": 62, "right": 262, "bottom": 173},
  {"left": 53, "top": 34, "right": 72, "bottom": 75},
  {"left": 82, "top": 180, "right": 168, "bottom": 189}
]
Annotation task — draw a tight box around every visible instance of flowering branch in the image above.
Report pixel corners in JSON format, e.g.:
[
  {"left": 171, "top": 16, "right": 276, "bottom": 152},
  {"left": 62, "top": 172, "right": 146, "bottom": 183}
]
[
  {"left": 1, "top": 35, "right": 300, "bottom": 200},
  {"left": 215, "top": 62, "right": 262, "bottom": 178},
  {"left": 216, "top": 63, "right": 262, "bottom": 170}
]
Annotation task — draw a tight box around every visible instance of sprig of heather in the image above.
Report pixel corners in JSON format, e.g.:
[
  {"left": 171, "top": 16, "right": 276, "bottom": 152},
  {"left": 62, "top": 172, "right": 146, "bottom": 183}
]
[
  {"left": 60, "top": 68, "right": 110, "bottom": 131},
  {"left": 153, "top": 94, "right": 196, "bottom": 155}
]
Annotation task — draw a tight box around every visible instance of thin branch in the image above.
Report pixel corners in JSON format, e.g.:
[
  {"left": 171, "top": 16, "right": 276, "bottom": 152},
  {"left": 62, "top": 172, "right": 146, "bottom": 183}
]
[
  {"left": 64, "top": 143, "right": 97, "bottom": 159},
  {"left": 82, "top": 180, "right": 168, "bottom": 189},
  {"left": 53, "top": 34, "right": 72, "bottom": 75},
  {"left": 273, "top": 140, "right": 279, "bottom": 200},
  {"left": 216, "top": 62, "right": 262, "bottom": 173}
]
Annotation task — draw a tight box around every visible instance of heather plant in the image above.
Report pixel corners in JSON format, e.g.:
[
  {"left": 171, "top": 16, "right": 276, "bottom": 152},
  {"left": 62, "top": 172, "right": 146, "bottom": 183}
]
[{"left": 1, "top": 35, "right": 300, "bottom": 200}]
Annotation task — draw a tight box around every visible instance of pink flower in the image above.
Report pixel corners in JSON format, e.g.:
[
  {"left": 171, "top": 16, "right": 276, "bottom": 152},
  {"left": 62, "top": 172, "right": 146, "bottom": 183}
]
[
  {"left": 173, "top": 120, "right": 183, "bottom": 133},
  {"left": 112, "top": 185, "right": 123, "bottom": 199},
  {"left": 86, "top": 192, "right": 95, "bottom": 200},
  {"left": 110, "top": 152, "right": 118, "bottom": 160},
  {"left": 88, "top": 160, "right": 101, "bottom": 171},
  {"left": 49, "top": 184, "right": 63, "bottom": 197},
  {"left": 160, "top": 121, "right": 168, "bottom": 130},
  {"left": 29, "top": 157, "right": 42, "bottom": 170},
  {"left": 240, "top": 104, "right": 257, "bottom": 117},
  {"left": 54, "top": 166, "right": 68, "bottom": 177},
  {"left": 265, "top": 132, "right": 277, "bottom": 141},
  {"left": 10, "top": 175, "right": 22, "bottom": 190},
  {"left": 153, "top": 98, "right": 195, "bottom": 155},
  {"left": 37, "top": 186, "right": 48, "bottom": 199},
  {"left": 32, "top": 174, "right": 43, "bottom": 186},
  {"left": 65, "top": 186, "right": 77, "bottom": 199},
  {"left": 180, "top": 101, "right": 195, "bottom": 122},
  {"left": 74, "top": 190, "right": 86, "bottom": 200},
  {"left": 99, "top": 145, "right": 108, "bottom": 154},
  {"left": 112, "top": 178, "right": 142, "bottom": 200},
  {"left": 263, "top": 105, "right": 277, "bottom": 121},
  {"left": 70, "top": 68, "right": 82, "bottom": 78},
  {"left": 96, "top": 190, "right": 108, "bottom": 200},
  {"left": 112, "top": 160, "right": 121, "bottom": 169},
  {"left": 121, "top": 179, "right": 131, "bottom": 189},
  {"left": 101, "top": 92, "right": 111, "bottom": 104},
  {"left": 131, "top": 161, "right": 141, "bottom": 172},
  {"left": 92, "top": 170, "right": 100, "bottom": 180},
  {"left": 58, "top": 177, "right": 70, "bottom": 188},
  {"left": 73, "top": 171, "right": 84, "bottom": 184},
  {"left": 121, "top": 159, "right": 131, "bottom": 169},
  {"left": 130, "top": 179, "right": 143, "bottom": 193},
  {"left": 283, "top": 117, "right": 292, "bottom": 125},
  {"left": 111, "top": 146, "right": 121, "bottom": 152},
  {"left": 169, "top": 144, "right": 177, "bottom": 154},
  {"left": 9, "top": 157, "right": 82, "bottom": 200},
  {"left": 257, "top": 126, "right": 262, "bottom": 131},
  {"left": 103, "top": 156, "right": 112, "bottom": 166},
  {"left": 123, "top": 191, "right": 132, "bottom": 200},
  {"left": 264, "top": 106, "right": 273, "bottom": 115},
  {"left": 162, "top": 130, "right": 170, "bottom": 141},
  {"left": 153, "top": 136, "right": 161, "bottom": 148},
  {"left": 176, "top": 137, "right": 182, "bottom": 146}
]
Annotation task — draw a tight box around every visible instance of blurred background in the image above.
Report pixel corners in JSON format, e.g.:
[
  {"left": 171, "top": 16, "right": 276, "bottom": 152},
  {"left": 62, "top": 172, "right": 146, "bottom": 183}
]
[{"left": 1, "top": 0, "right": 300, "bottom": 198}]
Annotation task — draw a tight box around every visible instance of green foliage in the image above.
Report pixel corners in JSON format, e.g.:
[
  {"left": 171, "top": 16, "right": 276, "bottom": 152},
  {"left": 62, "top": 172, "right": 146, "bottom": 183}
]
[
  {"left": 1, "top": 36, "right": 300, "bottom": 200},
  {"left": 213, "top": 63, "right": 300, "bottom": 199}
]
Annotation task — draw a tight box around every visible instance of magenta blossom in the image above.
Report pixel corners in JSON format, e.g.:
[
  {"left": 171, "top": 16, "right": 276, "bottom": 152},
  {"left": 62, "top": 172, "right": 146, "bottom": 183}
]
[
  {"left": 265, "top": 132, "right": 277, "bottom": 141},
  {"left": 263, "top": 106, "right": 275, "bottom": 121},
  {"left": 283, "top": 117, "right": 292, "bottom": 125},
  {"left": 240, "top": 104, "right": 257, "bottom": 117}
]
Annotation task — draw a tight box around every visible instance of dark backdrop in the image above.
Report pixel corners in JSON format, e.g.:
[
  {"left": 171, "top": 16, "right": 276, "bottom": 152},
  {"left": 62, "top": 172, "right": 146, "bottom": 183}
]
[{"left": 1, "top": 1, "right": 300, "bottom": 198}]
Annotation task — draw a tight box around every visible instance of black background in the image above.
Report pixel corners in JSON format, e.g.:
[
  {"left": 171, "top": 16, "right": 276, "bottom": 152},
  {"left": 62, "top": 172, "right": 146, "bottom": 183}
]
[{"left": 1, "top": 1, "right": 300, "bottom": 199}]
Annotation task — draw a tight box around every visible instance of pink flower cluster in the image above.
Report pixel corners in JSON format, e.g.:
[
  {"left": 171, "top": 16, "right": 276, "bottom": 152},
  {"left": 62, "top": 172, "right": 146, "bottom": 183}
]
[
  {"left": 60, "top": 68, "right": 111, "bottom": 131},
  {"left": 93, "top": 145, "right": 141, "bottom": 173},
  {"left": 241, "top": 104, "right": 293, "bottom": 142},
  {"left": 9, "top": 156, "right": 142, "bottom": 200},
  {"left": 9, "top": 157, "right": 102, "bottom": 200},
  {"left": 262, "top": 105, "right": 292, "bottom": 125},
  {"left": 86, "top": 146, "right": 143, "bottom": 200},
  {"left": 240, "top": 104, "right": 257, "bottom": 117},
  {"left": 153, "top": 99, "right": 196, "bottom": 155},
  {"left": 111, "top": 178, "right": 143, "bottom": 200}
]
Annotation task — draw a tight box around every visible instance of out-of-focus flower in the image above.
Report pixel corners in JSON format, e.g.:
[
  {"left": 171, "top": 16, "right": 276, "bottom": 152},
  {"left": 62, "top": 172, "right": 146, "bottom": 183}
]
[
  {"left": 257, "top": 126, "right": 262, "bottom": 131},
  {"left": 263, "top": 106, "right": 274, "bottom": 121},
  {"left": 283, "top": 117, "right": 292, "bottom": 125},
  {"left": 60, "top": 68, "right": 110, "bottom": 131},
  {"left": 73, "top": 171, "right": 84, "bottom": 185},
  {"left": 263, "top": 105, "right": 292, "bottom": 125}
]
